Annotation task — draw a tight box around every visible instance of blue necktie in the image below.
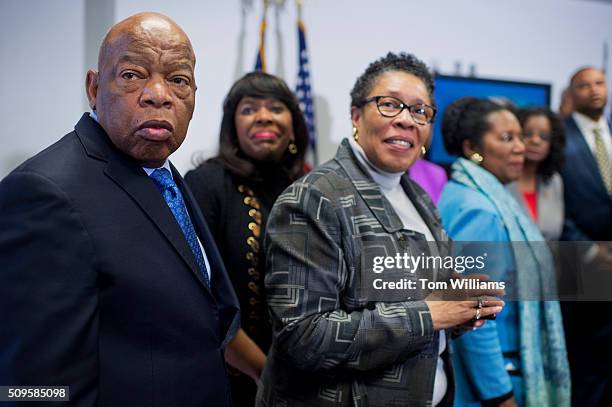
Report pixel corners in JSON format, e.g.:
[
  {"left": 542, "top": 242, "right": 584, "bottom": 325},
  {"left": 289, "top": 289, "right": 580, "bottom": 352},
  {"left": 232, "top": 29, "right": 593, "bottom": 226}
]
[{"left": 149, "top": 168, "right": 210, "bottom": 287}]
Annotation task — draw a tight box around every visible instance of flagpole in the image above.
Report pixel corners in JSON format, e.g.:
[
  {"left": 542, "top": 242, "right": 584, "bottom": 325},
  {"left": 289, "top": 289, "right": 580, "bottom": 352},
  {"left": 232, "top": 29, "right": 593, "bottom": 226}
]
[{"left": 296, "top": 0, "right": 302, "bottom": 22}]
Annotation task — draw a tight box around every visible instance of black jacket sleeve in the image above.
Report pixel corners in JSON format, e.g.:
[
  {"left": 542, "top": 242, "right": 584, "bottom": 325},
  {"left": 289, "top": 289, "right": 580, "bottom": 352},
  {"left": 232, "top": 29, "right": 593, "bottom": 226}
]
[{"left": 0, "top": 171, "right": 98, "bottom": 405}]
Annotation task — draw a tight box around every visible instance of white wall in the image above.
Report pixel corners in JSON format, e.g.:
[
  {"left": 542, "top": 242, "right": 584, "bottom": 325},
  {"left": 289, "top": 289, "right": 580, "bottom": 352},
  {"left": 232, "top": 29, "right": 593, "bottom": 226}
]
[
  {"left": 0, "top": 0, "right": 85, "bottom": 176},
  {"left": 2, "top": 0, "right": 612, "bottom": 178}
]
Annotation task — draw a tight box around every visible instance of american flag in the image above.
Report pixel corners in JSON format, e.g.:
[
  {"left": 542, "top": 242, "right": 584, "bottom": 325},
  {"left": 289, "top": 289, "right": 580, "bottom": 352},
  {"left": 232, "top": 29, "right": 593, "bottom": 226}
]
[{"left": 295, "top": 18, "right": 317, "bottom": 166}]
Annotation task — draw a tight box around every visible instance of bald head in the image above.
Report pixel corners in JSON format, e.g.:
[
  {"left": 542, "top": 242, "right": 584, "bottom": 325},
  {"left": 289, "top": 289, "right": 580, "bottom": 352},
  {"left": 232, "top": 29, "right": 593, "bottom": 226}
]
[
  {"left": 98, "top": 12, "right": 195, "bottom": 73},
  {"left": 569, "top": 66, "right": 608, "bottom": 120},
  {"left": 85, "top": 12, "right": 197, "bottom": 167},
  {"left": 570, "top": 66, "right": 604, "bottom": 87}
]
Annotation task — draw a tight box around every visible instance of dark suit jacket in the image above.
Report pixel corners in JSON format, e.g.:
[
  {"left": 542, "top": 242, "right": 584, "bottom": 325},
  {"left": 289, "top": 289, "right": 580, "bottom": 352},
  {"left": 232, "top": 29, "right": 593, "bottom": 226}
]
[
  {"left": 561, "top": 116, "right": 612, "bottom": 241},
  {"left": 0, "top": 114, "right": 240, "bottom": 406},
  {"left": 560, "top": 116, "right": 612, "bottom": 377}
]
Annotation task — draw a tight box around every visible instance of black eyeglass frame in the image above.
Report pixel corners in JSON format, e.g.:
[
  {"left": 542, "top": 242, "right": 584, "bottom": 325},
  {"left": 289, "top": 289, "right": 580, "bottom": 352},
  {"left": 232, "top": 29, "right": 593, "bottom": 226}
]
[{"left": 361, "top": 95, "right": 437, "bottom": 125}]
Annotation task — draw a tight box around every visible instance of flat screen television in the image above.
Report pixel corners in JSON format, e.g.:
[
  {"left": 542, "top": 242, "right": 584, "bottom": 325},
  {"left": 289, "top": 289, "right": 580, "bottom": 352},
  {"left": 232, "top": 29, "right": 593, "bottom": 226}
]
[{"left": 429, "top": 75, "right": 551, "bottom": 166}]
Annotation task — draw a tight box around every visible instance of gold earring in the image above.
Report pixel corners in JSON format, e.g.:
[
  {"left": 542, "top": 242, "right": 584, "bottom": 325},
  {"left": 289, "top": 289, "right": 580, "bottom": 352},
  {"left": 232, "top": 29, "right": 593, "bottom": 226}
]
[
  {"left": 469, "top": 152, "right": 484, "bottom": 165},
  {"left": 421, "top": 146, "right": 427, "bottom": 156},
  {"left": 352, "top": 127, "right": 359, "bottom": 142},
  {"left": 288, "top": 142, "right": 298, "bottom": 155}
]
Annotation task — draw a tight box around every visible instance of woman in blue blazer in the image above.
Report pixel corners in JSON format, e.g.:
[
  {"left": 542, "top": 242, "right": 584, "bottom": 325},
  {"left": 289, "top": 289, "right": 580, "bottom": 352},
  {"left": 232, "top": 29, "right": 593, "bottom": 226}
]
[{"left": 438, "top": 98, "right": 570, "bottom": 407}]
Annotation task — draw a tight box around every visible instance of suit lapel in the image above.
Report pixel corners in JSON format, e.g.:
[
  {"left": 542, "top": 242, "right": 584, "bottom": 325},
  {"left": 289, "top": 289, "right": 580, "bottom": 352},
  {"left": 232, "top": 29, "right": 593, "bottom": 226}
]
[
  {"left": 566, "top": 117, "right": 608, "bottom": 194},
  {"left": 335, "top": 139, "right": 403, "bottom": 233},
  {"left": 175, "top": 166, "right": 241, "bottom": 344},
  {"left": 106, "top": 161, "right": 212, "bottom": 293},
  {"left": 335, "top": 139, "right": 449, "bottom": 247},
  {"left": 74, "top": 113, "right": 212, "bottom": 294}
]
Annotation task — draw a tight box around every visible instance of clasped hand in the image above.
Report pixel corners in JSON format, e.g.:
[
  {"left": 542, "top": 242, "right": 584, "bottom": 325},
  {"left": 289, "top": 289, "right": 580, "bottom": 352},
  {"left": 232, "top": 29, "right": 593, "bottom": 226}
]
[{"left": 424, "top": 273, "right": 505, "bottom": 330}]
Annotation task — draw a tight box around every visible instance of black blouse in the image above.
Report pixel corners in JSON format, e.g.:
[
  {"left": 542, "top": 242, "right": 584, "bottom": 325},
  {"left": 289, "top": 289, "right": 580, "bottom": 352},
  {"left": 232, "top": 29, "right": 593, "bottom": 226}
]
[{"left": 184, "top": 160, "right": 292, "bottom": 352}]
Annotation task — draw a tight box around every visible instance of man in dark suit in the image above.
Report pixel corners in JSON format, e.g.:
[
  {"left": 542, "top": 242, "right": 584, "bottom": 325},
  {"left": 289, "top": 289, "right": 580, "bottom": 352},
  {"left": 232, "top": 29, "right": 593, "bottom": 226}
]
[
  {"left": 562, "top": 67, "right": 612, "bottom": 244},
  {"left": 561, "top": 66, "right": 612, "bottom": 407},
  {"left": 0, "top": 13, "right": 239, "bottom": 405}
]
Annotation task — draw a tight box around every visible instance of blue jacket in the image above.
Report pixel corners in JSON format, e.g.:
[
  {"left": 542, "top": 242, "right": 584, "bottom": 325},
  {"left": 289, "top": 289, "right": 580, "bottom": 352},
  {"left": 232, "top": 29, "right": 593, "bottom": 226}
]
[{"left": 439, "top": 181, "right": 520, "bottom": 405}]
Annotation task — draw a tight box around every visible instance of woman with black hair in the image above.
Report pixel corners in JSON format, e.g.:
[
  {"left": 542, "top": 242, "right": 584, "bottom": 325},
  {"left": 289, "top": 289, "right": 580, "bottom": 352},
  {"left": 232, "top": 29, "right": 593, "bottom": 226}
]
[
  {"left": 438, "top": 98, "right": 570, "bottom": 407},
  {"left": 184, "top": 71, "right": 308, "bottom": 406},
  {"left": 507, "top": 107, "right": 566, "bottom": 240},
  {"left": 258, "top": 54, "right": 504, "bottom": 407}
]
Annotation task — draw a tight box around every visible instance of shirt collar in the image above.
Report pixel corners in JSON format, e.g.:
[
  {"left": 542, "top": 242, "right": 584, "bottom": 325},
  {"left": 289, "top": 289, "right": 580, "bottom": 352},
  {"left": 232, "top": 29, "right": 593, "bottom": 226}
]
[
  {"left": 573, "top": 111, "right": 608, "bottom": 133},
  {"left": 142, "top": 161, "right": 172, "bottom": 177}
]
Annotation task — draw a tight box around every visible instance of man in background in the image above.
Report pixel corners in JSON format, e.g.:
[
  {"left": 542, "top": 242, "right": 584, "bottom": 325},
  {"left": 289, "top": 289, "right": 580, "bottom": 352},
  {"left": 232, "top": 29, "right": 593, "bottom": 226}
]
[
  {"left": 0, "top": 12, "right": 239, "bottom": 405},
  {"left": 561, "top": 66, "right": 612, "bottom": 407}
]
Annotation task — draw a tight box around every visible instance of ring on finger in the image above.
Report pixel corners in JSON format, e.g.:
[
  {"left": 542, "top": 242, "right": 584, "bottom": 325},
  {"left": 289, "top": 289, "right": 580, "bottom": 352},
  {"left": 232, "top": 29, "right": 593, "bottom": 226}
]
[
  {"left": 477, "top": 296, "right": 484, "bottom": 309},
  {"left": 475, "top": 308, "right": 481, "bottom": 320}
]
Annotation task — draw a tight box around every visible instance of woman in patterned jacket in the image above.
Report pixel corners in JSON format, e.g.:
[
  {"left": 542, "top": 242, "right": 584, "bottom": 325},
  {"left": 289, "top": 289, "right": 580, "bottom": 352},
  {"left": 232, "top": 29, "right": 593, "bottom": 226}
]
[{"left": 258, "top": 53, "right": 504, "bottom": 407}]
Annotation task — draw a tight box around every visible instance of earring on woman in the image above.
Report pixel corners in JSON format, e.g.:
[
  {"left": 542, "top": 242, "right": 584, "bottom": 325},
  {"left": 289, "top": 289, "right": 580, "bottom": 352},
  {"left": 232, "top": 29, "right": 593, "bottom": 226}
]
[
  {"left": 288, "top": 142, "right": 298, "bottom": 155},
  {"left": 352, "top": 127, "right": 359, "bottom": 142},
  {"left": 421, "top": 146, "right": 427, "bottom": 157},
  {"left": 469, "top": 152, "right": 484, "bottom": 165}
]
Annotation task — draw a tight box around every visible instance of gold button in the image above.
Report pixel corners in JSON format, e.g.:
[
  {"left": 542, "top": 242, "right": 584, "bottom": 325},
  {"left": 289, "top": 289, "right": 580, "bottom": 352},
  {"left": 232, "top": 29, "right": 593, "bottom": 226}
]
[
  {"left": 248, "top": 281, "right": 260, "bottom": 295},
  {"left": 247, "top": 236, "right": 260, "bottom": 252},
  {"left": 246, "top": 252, "right": 259, "bottom": 266},
  {"left": 248, "top": 268, "right": 261, "bottom": 280},
  {"left": 248, "top": 208, "right": 262, "bottom": 224},
  {"left": 247, "top": 197, "right": 260, "bottom": 210},
  {"left": 248, "top": 222, "right": 261, "bottom": 237}
]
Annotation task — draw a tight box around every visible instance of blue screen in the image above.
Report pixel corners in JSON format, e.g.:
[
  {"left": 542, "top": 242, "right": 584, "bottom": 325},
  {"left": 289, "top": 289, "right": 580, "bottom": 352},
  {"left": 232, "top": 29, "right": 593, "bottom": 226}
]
[{"left": 430, "top": 75, "right": 551, "bottom": 165}]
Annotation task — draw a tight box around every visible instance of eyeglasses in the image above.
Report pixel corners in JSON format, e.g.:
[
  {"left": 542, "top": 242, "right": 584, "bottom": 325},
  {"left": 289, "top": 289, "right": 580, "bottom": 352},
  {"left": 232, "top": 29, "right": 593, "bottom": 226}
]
[
  {"left": 361, "top": 96, "right": 436, "bottom": 125},
  {"left": 523, "top": 131, "right": 552, "bottom": 142}
]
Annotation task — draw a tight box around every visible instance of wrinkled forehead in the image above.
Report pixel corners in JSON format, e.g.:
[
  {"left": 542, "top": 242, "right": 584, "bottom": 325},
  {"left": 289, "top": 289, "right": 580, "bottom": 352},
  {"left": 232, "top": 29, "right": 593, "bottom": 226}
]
[{"left": 100, "top": 20, "right": 195, "bottom": 70}]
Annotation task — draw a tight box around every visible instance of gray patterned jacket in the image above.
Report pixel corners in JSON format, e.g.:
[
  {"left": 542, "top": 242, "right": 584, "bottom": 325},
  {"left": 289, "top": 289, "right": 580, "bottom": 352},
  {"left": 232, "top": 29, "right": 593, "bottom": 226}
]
[{"left": 257, "top": 139, "right": 454, "bottom": 407}]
